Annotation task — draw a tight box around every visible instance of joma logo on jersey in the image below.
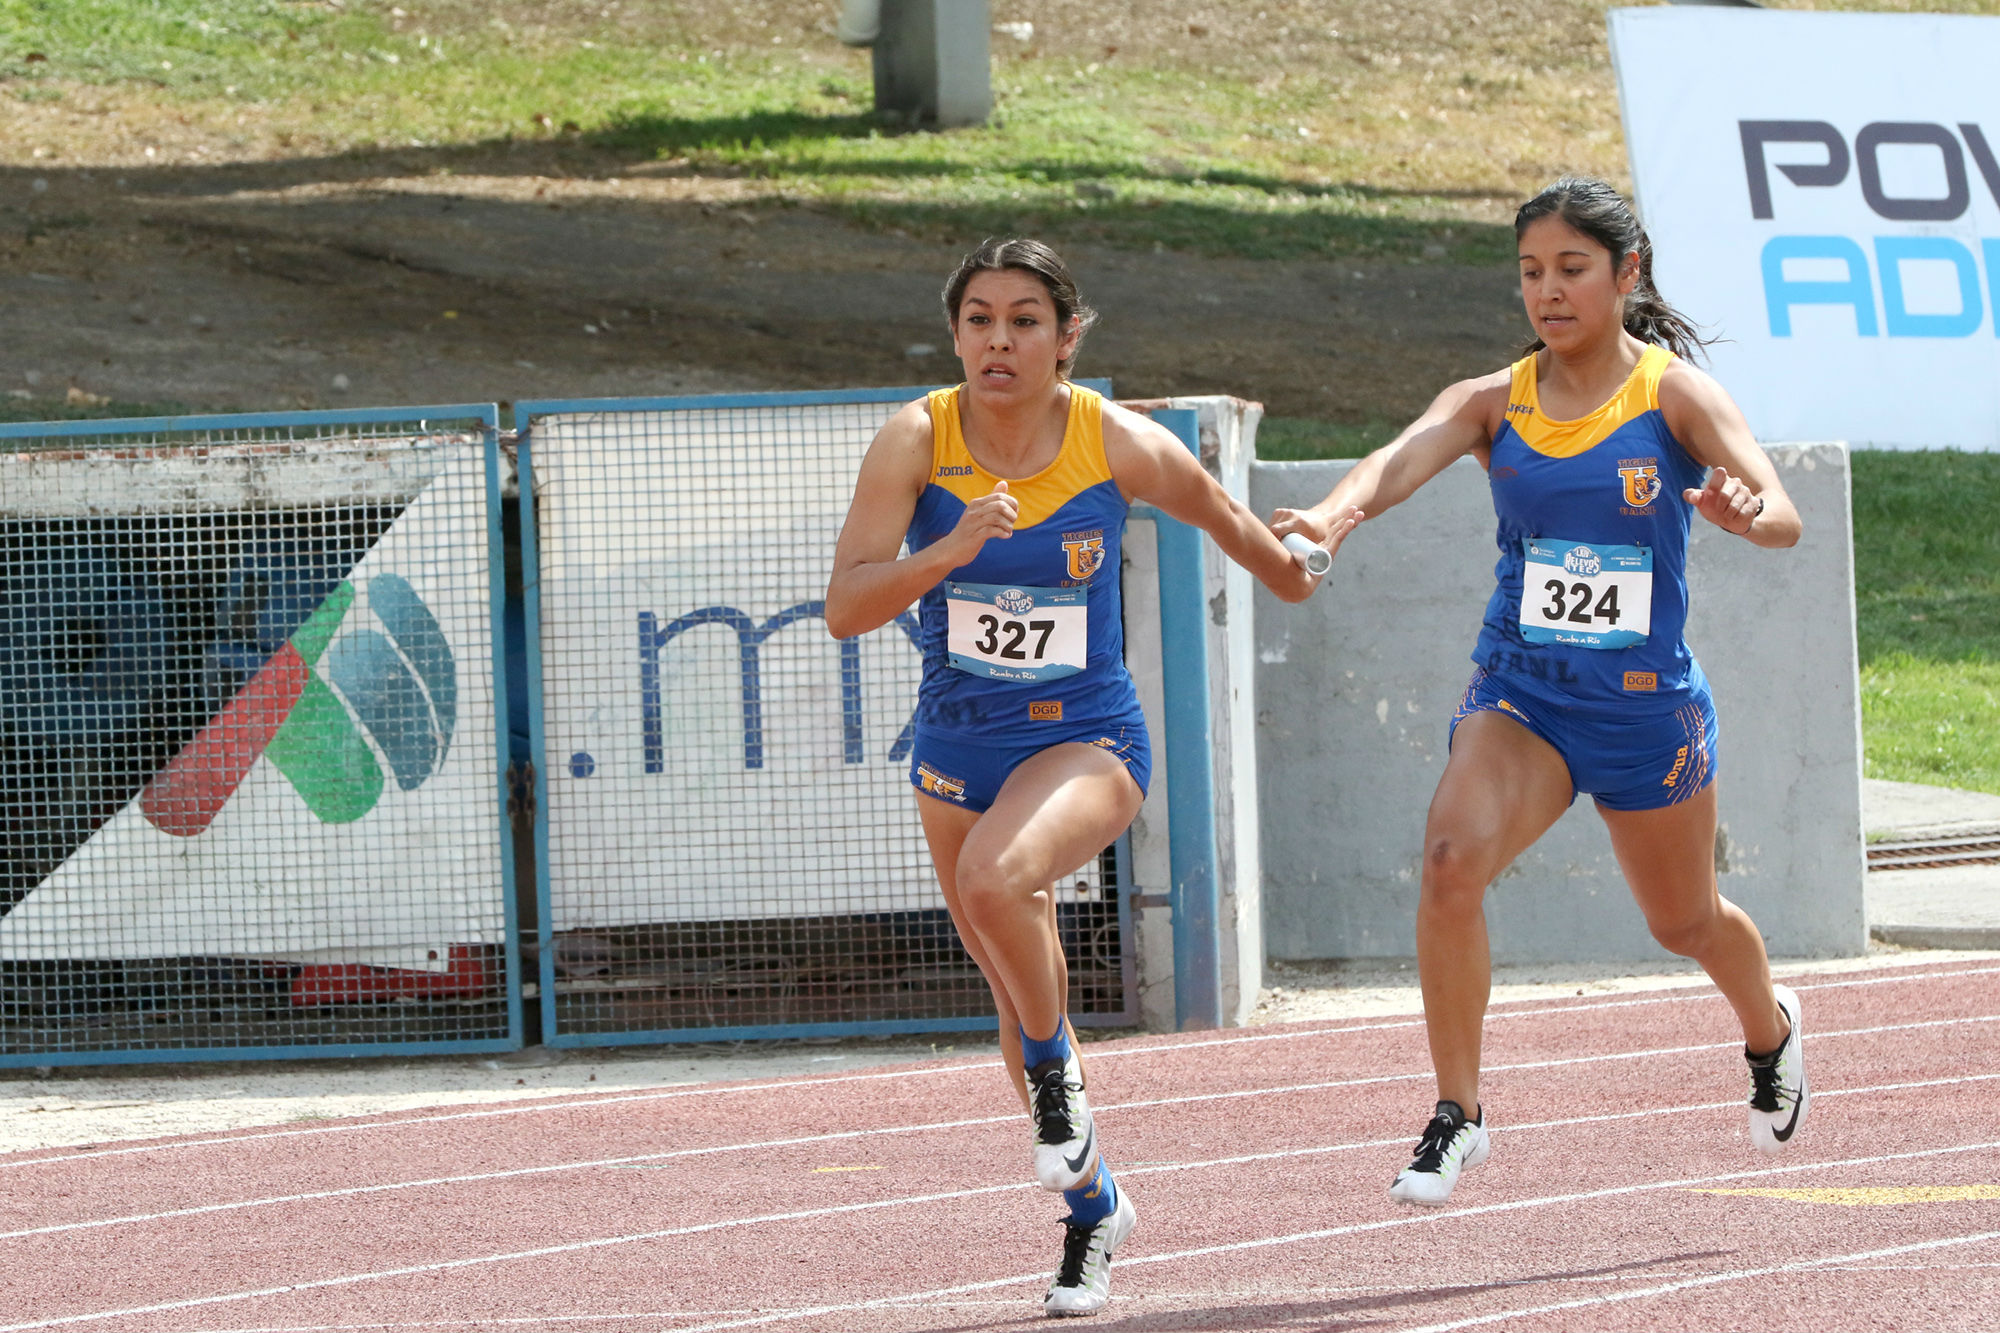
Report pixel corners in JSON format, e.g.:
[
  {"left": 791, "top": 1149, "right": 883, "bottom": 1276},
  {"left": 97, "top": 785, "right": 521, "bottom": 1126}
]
[
  {"left": 916, "top": 763, "right": 967, "bottom": 801},
  {"left": 1663, "top": 744, "right": 1691, "bottom": 787},
  {"left": 1505, "top": 402, "right": 1534, "bottom": 417},
  {"left": 1618, "top": 463, "right": 1663, "bottom": 508},
  {"left": 937, "top": 464, "right": 974, "bottom": 478},
  {"left": 1061, "top": 532, "right": 1105, "bottom": 579}
]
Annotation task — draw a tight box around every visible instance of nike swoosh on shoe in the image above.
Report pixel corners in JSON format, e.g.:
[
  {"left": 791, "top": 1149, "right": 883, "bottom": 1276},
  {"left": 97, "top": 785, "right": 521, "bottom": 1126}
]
[
  {"left": 1064, "top": 1124, "right": 1096, "bottom": 1175},
  {"left": 1772, "top": 1092, "right": 1806, "bottom": 1142}
]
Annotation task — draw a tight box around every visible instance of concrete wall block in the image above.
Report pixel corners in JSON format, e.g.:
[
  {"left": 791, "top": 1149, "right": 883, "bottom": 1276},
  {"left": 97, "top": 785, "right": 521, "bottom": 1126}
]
[
  {"left": 872, "top": 0, "right": 992, "bottom": 127},
  {"left": 1250, "top": 445, "right": 1865, "bottom": 964}
]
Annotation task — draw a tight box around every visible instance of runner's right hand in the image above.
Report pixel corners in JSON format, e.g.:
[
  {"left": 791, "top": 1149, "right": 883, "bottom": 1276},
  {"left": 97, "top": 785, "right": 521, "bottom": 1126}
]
[
  {"left": 1270, "top": 503, "right": 1364, "bottom": 562},
  {"left": 941, "top": 479, "right": 1018, "bottom": 563}
]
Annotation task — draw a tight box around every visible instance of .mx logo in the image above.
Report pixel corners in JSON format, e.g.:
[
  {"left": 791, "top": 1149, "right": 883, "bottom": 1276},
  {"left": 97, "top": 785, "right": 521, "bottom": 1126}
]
[{"left": 142, "top": 573, "right": 457, "bottom": 836}]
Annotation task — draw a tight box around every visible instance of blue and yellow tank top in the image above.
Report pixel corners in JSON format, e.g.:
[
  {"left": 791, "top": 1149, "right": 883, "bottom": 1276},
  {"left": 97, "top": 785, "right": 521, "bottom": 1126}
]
[
  {"left": 904, "top": 384, "right": 1139, "bottom": 738},
  {"left": 1471, "top": 344, "right": 1710, "bottom": 711}
]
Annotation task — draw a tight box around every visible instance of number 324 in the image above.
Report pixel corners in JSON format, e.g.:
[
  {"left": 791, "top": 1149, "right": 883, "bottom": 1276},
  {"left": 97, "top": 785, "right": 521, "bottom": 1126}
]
[{"left": 1541, "top": 579, "right": 1622, "bottom": 626}]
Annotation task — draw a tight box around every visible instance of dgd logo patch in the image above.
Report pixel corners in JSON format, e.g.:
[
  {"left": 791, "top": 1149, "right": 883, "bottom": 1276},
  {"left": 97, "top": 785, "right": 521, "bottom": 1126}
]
[{"left": 141, "top": 574, "right": 457, "bottom": 835}]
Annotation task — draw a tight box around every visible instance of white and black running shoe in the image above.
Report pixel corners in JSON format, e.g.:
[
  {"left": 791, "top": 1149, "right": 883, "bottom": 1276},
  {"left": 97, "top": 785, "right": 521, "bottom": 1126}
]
[
  {"left": 1042, "top": 1188, "right": 1136, "bottom": 1317},
  {"left": 1028, "top": 1051, "right": 1098, "bottom": 1191},
  {"left": 1747, "top": 983, "right": 1810, "bottom": 1153},
  {"left": 1388, "top": 1099, "right": 1489, "bottom": 1206}
]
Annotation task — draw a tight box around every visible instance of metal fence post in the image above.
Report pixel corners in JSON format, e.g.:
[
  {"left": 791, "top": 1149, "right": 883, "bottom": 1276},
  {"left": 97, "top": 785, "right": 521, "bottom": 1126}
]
[{"left": 1152, "top": 409, "right": 1223, "bottom": 1031}]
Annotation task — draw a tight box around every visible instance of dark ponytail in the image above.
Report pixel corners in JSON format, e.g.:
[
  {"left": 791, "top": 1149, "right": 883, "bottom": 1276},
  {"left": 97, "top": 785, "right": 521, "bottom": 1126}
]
[{"left": 1515, "top": 176, "right": 1710, "bottom": 363}]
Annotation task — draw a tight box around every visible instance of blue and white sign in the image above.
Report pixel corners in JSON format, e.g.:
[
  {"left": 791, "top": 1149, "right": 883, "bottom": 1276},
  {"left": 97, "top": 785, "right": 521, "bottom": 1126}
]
[
  {"left": 1610, "top": 7, "right": 2000, "bottom": 450},
  {"left": 531, "top": 402, "right": 937, "bottom": 927},
  {"left": 1519, "top": 538, "right": 1652, "bottom": 650}
]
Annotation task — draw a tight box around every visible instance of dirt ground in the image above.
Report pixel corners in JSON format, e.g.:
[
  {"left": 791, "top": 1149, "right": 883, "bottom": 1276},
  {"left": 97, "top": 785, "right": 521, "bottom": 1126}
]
[{"left": 3, "top": 143, "right": 1528, "bottom": 424}]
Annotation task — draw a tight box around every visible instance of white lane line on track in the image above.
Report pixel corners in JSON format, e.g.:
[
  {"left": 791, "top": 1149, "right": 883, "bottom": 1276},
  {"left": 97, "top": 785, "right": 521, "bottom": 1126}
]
[
  {"left": 8, "top": 1017, "right": 1997, "bottom": 1243},
  {"left": 142, "top": 1316, "right": 798, "bottom": 1333},
  {"left": 1391, "top": 1230, "right": 2000, "bottom": 1333},
  {"left": 4, "top": 963, "right": 1993, "bottom": 1172},
  {"left": 110, "top": 1256, "right": 2000, "bottom": 1333},
  {"left": 8, "top": 1090, "right": 1999, "bottom": 1333},
  {"left": 664, "top": 1139, "right": 2000, "bottom": 1333},
  {"left": 7, "top": 1000, "right": 1992, "bottom": 1240}
]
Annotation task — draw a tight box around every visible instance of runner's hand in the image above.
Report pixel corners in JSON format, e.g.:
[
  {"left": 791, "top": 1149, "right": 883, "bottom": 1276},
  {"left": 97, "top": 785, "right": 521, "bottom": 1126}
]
[
  {"left": 1684, "top": 465, "right": 1761, "bottom": 536},
  {"left": 943, "top": 479, "right": 1018, "bottom": 563},
  {"left": 1270, "top": 503, "right": 1364, "bottom": 570}
]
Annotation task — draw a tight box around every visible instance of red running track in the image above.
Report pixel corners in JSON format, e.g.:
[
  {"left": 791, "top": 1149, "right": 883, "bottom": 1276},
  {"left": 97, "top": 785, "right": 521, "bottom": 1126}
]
[{"left": 2, "top": 959, "right": 1997, "bottom": 1332}]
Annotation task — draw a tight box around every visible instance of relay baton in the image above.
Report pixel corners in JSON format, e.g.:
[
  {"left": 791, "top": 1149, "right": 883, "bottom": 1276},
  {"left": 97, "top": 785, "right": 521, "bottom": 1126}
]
[{"left": 1282, "top": 532, "right": 1333, "bottom": 577}]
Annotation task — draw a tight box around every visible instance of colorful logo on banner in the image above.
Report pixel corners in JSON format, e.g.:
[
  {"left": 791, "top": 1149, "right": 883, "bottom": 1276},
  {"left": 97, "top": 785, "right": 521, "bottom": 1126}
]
[{"left": 140, "top": 573, "right": 457, "bottom": 835}]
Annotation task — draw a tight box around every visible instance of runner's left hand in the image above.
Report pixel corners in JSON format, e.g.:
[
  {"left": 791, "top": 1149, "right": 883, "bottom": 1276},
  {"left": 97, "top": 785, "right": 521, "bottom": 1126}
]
[{"left": 1684, "top": 465, "right": 1760, "bottom": 536}]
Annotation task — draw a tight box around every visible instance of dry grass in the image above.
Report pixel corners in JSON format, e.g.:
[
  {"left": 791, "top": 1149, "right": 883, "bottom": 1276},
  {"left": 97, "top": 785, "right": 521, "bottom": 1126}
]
[
  {"left": 2, "top": 0, "right": 1628, "bottom": 210},
  {"left": 8, "top": 0, "right": 1995, "bottom": 243}
]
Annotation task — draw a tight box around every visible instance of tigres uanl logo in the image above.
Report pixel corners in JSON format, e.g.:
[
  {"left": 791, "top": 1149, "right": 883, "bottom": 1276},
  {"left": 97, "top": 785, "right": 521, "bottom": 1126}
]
[
  {"left": 1061, "top": 531, "right": 1105, "bottom": 579},
  {"left": 916, "top": 763, "right": 967, "bottom": 801},
  {"left": 1617, "top": 462, "right": 1662, "bottom": 509}
]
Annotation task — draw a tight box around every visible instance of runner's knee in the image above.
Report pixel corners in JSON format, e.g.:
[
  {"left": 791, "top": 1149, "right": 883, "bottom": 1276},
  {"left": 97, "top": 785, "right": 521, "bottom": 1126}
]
[
  {"left": 1420, "top": 833, "right": 1498, "bottom": 913},
  {"left": 955, "top": 843, "right": 1040, "bottom": 928},
  {"left": 1645, "top": 901, "right": 1719, "bottom": 957}
]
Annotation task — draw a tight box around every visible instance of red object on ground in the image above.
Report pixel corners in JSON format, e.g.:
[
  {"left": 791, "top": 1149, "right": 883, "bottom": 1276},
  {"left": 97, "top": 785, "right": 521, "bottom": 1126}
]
[
  {"left": 140, "top": 643, "right": 310, "bottom": 837},
  {"left": 290, "top": 944, "right": 501, "bottom": 1007}
]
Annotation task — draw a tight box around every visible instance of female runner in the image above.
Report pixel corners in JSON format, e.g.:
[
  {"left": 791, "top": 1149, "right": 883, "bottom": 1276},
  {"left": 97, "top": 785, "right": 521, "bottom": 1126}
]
[
  {"left": 826, "top": 237, "right": 1337, "bottom": 1313},
  {"left": 1273, "top": 177, "right": 1810, "bottom": 1205}
]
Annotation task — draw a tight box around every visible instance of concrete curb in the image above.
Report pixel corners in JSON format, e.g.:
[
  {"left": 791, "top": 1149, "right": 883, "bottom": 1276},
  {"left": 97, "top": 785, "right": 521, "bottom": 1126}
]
[
  {"left": 1864, "top": 779, "right": 2000, "bottom": 951},
  {"left": 1870, "top": 924, "right": 2000, "bottom": 950}
]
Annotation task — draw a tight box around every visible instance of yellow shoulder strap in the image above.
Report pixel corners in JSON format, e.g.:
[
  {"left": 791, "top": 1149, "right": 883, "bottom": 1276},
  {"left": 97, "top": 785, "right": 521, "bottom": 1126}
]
[
  {"left": 1635, "top": 343, "right": 1673, "bottom": 409},
  {"left": 928, "top": 385, "right": 966, "bottom": 470}
]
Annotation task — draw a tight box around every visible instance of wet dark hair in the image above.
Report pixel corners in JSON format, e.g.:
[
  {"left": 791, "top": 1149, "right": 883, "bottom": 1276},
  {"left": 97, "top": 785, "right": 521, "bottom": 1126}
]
[
  {"left": 1515, "top": 176, "right": 1710, "bottom": 362},
  {"left": 941, "top": 237, "right": 1099, "bottom": 376}
]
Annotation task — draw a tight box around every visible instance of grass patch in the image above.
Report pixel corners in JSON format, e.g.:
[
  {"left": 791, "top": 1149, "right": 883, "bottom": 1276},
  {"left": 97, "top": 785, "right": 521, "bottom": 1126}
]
[
  {"left": 1849, "top": 450, "right": 2000, "bottom": 665},
  {"left": 8, "top": 2, "right": 2000, "bottom": 265},
  {"left": 0, "top": 0, "right": 1616, "bottom": 262},
  {"left": 0, "top": 394, "right": 192, "bottom": 427},
  {"left": 1850, "top": 450, "right": 2000, "bottom": 794},
  {"left": 1255, "top": 417, "right": 1398, "bottom": 461},
  {"left": 1859, "top": 654, "right": 2000, "bottom": 794}
]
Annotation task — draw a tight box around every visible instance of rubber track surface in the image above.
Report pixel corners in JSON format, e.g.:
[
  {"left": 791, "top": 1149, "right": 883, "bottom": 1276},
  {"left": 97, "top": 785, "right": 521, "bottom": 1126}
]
[{"left": 3, "top": 961, "right": 1996, "bottom": 1332}]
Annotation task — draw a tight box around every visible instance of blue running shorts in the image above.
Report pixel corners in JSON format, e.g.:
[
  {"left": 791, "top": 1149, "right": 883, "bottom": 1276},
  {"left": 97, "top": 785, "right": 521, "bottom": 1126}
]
[
  {"left": 1448, "top": 667, "right": 1717, "bottom": 812},
  {"left": 908, "top": 718, "right": 1152, "bottom": 814}
]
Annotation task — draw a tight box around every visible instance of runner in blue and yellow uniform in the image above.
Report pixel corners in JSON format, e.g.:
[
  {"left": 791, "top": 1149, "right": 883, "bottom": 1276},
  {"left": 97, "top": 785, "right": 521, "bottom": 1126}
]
[
  {"left": 827, "top": 238, "right": 1338, "bottom": 1317},
  {"left": 1273, "top": 177, "right": 1812, "bottom": 1206}
]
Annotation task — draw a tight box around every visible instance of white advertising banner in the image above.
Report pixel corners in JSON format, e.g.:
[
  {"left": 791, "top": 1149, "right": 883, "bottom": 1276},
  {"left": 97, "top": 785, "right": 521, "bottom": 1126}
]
[
  {"left": 1610, "top": 7, "right": 2000, "bottom": 450},
  {"left": 0, "top": 443, "right": 504, "bottom": 968},
  {"left": 532, "top": 403, "right": 933, "bottom": 930}
]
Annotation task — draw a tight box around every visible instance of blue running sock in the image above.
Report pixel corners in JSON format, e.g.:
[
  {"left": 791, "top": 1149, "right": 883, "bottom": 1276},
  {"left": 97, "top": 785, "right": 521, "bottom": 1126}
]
[
  {"left": 1064, "top": 1159, "right": 1117, "bottom": 1225},
  {"left": 1020, "top": 1021, "right": 1070, "bottom": 1070}
]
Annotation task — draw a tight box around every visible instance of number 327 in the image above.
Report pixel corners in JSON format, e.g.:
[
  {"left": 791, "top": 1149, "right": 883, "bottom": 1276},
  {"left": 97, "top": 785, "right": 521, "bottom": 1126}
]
[{"left": 975, "top": 615, "right": 1055, "bottom": 660}]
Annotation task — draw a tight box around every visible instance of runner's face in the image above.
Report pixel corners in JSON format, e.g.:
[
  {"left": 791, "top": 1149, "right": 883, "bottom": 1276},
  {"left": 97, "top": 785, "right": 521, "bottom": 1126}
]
[
  {"left": 1517, "top": 215, "right": 1639, "bottom": 354},
  {"left": 952, "top": 269, "right": 1078, "bottom": 398}
]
